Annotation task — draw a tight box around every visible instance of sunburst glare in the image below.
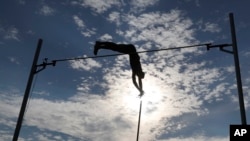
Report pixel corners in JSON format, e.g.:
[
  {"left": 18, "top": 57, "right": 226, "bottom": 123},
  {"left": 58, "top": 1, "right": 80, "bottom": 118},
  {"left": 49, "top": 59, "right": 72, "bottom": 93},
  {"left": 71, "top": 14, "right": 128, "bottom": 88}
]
[{"left": 121, "top": 75, "right": 167, "bottom": 117}]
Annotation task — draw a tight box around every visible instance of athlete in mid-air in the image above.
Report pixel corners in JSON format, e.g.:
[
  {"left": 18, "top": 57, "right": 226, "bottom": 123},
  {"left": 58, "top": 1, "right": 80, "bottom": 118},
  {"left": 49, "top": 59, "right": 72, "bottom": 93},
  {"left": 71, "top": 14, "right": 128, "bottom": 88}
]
[{"left": 93, "top": 41, "right": 145, "bottom": 96}]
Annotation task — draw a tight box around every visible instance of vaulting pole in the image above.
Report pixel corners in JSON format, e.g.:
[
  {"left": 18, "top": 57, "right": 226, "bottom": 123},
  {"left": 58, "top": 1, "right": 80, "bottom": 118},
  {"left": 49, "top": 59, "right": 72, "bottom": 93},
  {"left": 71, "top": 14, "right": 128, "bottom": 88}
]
[
  {"left": 136, "top": 100, "right": 142, "bottom": 141},
  {"left": 229, "top": 13, "right": 247, "bottom": 125},
  {"left": 12, "top": 39, "right": 43, "bottom": 141}
]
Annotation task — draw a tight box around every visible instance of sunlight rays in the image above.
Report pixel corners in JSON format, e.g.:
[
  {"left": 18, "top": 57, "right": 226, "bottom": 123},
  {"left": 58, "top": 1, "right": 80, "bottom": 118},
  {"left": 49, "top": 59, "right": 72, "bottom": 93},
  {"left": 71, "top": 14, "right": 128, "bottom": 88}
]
[{"left": 121, "top": 75, "right": 167, "bottom": 117}]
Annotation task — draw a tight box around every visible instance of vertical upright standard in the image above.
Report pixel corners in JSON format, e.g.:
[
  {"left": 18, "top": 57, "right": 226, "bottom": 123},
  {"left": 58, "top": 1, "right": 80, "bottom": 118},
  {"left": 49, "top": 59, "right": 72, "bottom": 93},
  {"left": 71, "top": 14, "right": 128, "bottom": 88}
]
[
  {"left": 207, "top": 13, "right": 247, "bottom": 125},
  {"left": 12, "top": 39, "right": 43, "bottom": 141},
  {"left": 229, "top": 13, "right": 247, "bottom": 125}
]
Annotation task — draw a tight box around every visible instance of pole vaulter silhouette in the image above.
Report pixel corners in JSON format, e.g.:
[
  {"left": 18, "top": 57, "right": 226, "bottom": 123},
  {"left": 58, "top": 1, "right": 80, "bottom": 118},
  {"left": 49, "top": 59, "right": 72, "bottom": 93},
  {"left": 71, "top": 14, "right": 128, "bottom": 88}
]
[{"left": 94, "top": 41, "right": 145, "bottom": 97}]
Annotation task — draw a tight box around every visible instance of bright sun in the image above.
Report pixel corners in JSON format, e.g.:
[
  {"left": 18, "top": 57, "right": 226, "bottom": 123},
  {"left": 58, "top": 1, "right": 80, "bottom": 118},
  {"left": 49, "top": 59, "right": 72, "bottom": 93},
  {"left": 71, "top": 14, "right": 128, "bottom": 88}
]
[{"left": 121, "top": 76, "right": 164, "bottom": 115}]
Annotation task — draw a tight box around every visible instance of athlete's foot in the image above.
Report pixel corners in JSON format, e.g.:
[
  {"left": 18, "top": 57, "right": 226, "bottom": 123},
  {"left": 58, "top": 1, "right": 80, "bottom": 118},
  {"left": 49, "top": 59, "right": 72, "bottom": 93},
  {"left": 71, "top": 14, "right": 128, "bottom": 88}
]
[
  {"left": 138, "top": 91, "right": 144, "bottom": 97},
  {"left": 94, "top": 41, "right": 100, "bottom": 55}
]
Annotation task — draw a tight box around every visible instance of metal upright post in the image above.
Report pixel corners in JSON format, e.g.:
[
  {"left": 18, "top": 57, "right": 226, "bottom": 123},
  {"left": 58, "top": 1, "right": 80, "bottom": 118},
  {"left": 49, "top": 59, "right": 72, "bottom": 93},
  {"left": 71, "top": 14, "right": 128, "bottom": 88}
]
[
  {"left": 229, "top": 13, "right": 247, "bottom": 125},
  {"left": 12, "top": 39, "right": 43, "bottom": 141},
  {"left": 136, "top": 100, "right": 142, "bottom": 141}
]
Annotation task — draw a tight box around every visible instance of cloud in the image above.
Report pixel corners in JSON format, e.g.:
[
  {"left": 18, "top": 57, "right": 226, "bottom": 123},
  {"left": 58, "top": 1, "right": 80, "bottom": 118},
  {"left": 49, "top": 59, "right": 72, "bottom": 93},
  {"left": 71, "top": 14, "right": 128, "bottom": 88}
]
[
  {"left": 203, "top": 22, "right": 221, "bottom": 33},
  {"left": 39, "top": 4, "right": 55, "bottom": 16},
  {"left": 69, "top": 55, "right": 102, "bottom": 71},
  {"left": 197, "top": 20, "right": 221, "bottom": 33},
  {"left": 73, "top": 15, "right": 85, "bottom": 29},
  {"left": 71, "top": 0, "right": 121, "bottom": 13},
  {"left": 1, "top": 93, "right": 141, "bottom": 141},
  {"left": 71, "top": 0, "right": 159, "bottom": 14},
  {"left": 99, "top": 33, "right": 113, "bottom": 41},
  {"left": 18, "top": 0, "right": 26, "bottom": 5},
  {"left": 0, "top": 90, "right": 22, "bottom": 127},
  {"left": 243, "top": 51, "right": 250, "bottom": 57},
  {"left": 73, "top": 15, "right": 96, "bottom": 37},
  {"left": 27, "top": 30, "right": 35, "bottom": 35},
  {"left": 2, "top": 26, "right": 20, "bottom": 41},
  {"left": 121, "top": 10, "right": 196, "bottom": 47},
  {"left": 33, "top": 90, "right": 50, "bottom": 96},
  {"left": 130, "top": 0, "right": 160, "bottom": 12},
  {"left": 108, "top": 11, "right": 121, "bottom": 26},
  {"left": 131, "top": 0, "right": 159, "bottom": 7},
  {"left": 165, "top": 135, "right": 228, "bottom": 141},
  {"left": 8, "top": 57, "right": 20, "bottom": 65},
  {"left": 81, "top": 28, "right": 96, "bottom": 37}
]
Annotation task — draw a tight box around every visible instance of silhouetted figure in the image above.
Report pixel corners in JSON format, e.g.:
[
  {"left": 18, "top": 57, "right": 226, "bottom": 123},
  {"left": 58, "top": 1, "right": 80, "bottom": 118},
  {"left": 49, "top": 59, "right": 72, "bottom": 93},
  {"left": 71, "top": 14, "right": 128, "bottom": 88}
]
[{"left": 94, "top": 41, "right": 145, "bottom": 96}]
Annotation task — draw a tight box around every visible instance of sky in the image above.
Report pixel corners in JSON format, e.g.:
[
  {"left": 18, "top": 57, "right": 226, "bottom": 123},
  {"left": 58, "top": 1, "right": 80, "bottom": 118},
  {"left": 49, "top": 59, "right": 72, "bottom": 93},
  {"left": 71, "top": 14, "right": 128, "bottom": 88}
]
[{"left": 0, "top": 0, "right": 250, "bottom": 141}]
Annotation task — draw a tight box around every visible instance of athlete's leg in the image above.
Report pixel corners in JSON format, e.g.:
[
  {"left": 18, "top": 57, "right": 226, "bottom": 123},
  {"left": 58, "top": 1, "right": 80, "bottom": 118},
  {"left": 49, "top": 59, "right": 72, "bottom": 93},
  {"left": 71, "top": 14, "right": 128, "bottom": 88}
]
[
  {"left": 94, "top": 41, "right": 117, "bottom": 55},
  {"left": 94, "top": 41, "right": 136, "bottom": 55}
]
